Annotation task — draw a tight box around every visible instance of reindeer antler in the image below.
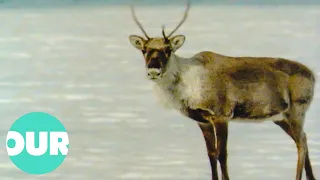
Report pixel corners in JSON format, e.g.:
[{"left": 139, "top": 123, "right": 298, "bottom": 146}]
[
  {"left": 130, "top": 4, "right": 150, "bottom": 39},
  {"left": 162, "top": 25, "right": 167, "bottom": 39},
  {"left": 166, "top": 0, "right": 191, "bottom": 38}
]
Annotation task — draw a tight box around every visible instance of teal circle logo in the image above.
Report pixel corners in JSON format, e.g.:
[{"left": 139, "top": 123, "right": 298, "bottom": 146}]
[{"left": 6, "top": 112, "right": 69, "bottom": 174}]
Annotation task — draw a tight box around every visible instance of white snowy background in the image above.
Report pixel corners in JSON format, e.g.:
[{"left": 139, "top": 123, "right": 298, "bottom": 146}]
[{"left": 0, "top": 3, "right": 319, "bottom": 180}]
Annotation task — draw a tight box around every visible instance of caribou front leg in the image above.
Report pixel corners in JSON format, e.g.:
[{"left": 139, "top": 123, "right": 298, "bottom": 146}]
[
  {"left": 183, "top": 107, "right": 219, "bottom": 180},
  {"left": 198, "top": 122, "right": 219, "bottom": 180},
  {"left": 195, "top": 100, "right": 233, "bottom": 180},
  {"left": 215, "top": 122, "right": 230, "bottom": 180},
  {"left": 183, "top": 108, "right": 231, "bottom": 180}
]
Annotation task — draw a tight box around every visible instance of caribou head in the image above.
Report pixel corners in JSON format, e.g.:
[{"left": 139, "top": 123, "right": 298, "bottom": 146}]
[{"left": 128, "top": 1, "right": 190, "bottom": 80}]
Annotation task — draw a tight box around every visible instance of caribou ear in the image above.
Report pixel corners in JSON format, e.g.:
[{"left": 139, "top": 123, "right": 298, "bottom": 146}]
[
  {"left": 169, "top": 35, "right": 185, "bottom": 51},
  {"left": 129, "top": 35, "right": 146, "bottom": 50}
]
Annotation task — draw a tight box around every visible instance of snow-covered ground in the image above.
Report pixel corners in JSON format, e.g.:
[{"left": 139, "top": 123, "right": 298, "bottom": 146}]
[{"left": 0, "top": 4, "right": 319, "bottom": 180}]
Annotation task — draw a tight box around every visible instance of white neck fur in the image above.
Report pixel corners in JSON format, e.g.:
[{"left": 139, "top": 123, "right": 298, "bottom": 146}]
[{"left": 152, "top": 54, "right": 205, "bottom": 111}]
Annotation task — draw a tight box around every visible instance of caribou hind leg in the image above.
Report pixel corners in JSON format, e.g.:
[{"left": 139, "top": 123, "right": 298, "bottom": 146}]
[
  {"left": 274, "top": 103, "right": 316, "bottom": 180},
  {"left": 274, "top": 119, "right": 316, "bottom": 180},
  {"left": 304, "top": 137, "right": 316, "bottom": 180}
]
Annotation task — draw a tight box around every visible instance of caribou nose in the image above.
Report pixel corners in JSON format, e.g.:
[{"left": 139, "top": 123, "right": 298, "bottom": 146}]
[{"left": 147, "top": 68, "right": 161, "bottom": 79}]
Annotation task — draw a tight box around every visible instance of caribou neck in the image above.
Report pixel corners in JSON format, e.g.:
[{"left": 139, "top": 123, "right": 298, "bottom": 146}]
[
  {"left": 157, "top": 54, "right": 190, "bottom": 85},
  {"left": 151, "top": 53, "right": 191, "bottom": 109}
]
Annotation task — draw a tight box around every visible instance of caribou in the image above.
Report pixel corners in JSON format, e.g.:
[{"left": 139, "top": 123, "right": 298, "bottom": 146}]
[{"left": 128, "top": 1, "right": 316, "bottom": 180}]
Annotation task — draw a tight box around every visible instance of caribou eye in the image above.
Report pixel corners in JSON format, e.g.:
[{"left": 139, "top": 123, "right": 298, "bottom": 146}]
[{"left": 164, "top": 47, "right": 171, "bottom": 55}]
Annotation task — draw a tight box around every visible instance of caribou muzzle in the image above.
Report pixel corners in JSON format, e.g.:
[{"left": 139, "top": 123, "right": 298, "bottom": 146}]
[{"left": 147, "top": 68, "right": 162, "bottom": 80}]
